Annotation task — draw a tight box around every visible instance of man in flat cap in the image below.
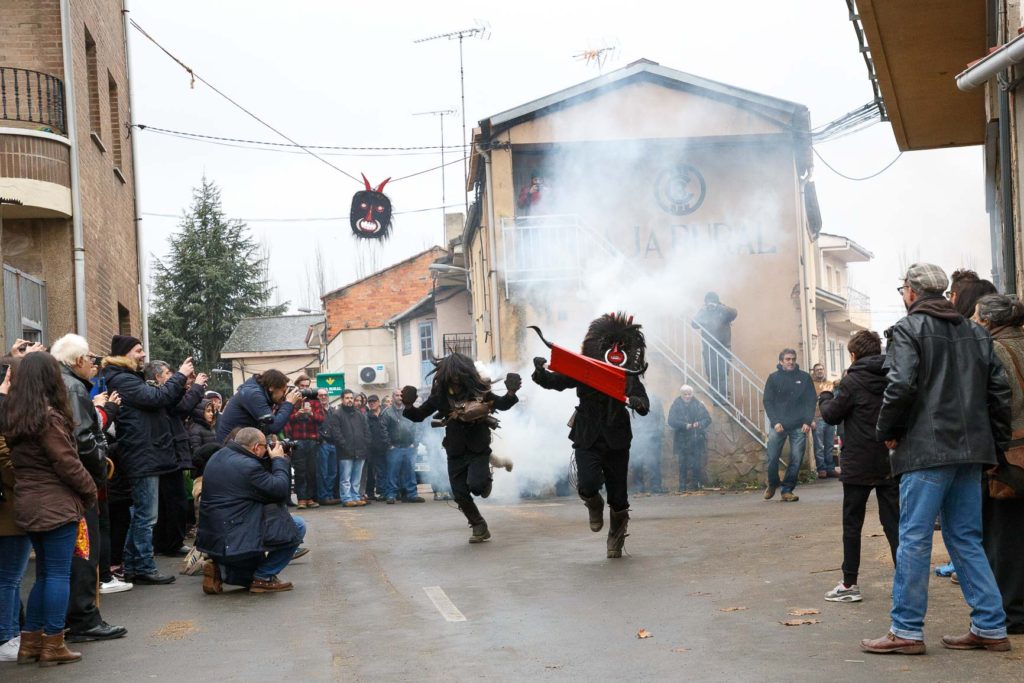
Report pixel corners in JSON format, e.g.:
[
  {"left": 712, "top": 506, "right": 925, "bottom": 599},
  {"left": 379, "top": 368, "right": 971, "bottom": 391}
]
[{"left": 861, "top": 263, "right": 1013, "bottom": 655}]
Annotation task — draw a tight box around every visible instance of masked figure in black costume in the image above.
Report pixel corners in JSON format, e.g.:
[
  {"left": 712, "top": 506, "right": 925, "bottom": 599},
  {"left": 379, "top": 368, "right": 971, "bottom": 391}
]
[
  {"left": 531, "top": 313, "right": 650, "bottom": 558},
  {"left": 401, "top": 354, "right": 521, "bottom": 543}
]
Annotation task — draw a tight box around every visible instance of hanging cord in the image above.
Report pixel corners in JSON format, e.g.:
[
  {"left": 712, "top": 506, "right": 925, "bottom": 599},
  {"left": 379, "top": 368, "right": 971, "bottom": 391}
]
[
  {"left": 812, "top": 147, "right": 903, "bottom": 182},
  {"left": 133, "top": 124, "right": 469, "bottom": 152}
]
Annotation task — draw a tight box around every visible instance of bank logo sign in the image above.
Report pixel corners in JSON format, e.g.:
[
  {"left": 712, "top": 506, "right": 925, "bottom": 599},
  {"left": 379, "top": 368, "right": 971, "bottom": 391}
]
[{"left": 654, "top": 164, "right": 706, "bottom": 216}]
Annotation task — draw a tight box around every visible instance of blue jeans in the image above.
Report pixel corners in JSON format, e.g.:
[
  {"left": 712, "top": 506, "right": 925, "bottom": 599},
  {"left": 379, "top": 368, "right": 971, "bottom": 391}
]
[
  {"left": 338, "top": 459, "right": 365, "bottom": 502},
  {"left": 124, "top": 475, "right": 159, "bottom": 576},
  {"left": 0, "top": 535, "right": 31, "bottom": 640},
  {"left": 813, "top": 422, "right": 836, "bottom": 472},
  {"left": 890, "top": 464, "right": 1008, "bottom": 640},
  {"left": 385, "top": 447, "right": 418, "bottom": 500},
  {"left": 317, "top": 443, "right": 338, "bottom": 501},
  {"left": 221, "top": 515, "right": 306, "bottom": 586},
  {"left": 25, "top": 522, "right": 77, "bottom": 635},
  {"left": 765, "top": 427, "right": 806, "bottom": 493}
]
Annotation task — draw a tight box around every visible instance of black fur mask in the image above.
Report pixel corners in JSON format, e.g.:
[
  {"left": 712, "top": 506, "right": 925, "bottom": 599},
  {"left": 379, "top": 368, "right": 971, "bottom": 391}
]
[
  {"left": 429, "top": 352, "right": 490, "bottom": 401},
  {"left": 350, "top": 174, "right": 392, "bottom": 239},
  {"left": 581, "top": 312, "right": 647, "bottom": 374}
]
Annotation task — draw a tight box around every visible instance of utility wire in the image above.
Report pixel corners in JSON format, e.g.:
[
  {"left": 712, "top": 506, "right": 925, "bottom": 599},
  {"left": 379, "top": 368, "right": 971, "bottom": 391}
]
[
  {"left": 129, "top": 19, "right": 364, "bottom": 185},
  {"left": 140, "top": 129, "right": 446, "bottom": 157},
  {"left": 140, "top": 203, "right": 464, "bottom": 223},
  {"left": 812, "top": 147, "right": 903, "bottom": 181},
  {"left": 133, "top": 124, "right": 469, "bottom": 152}
]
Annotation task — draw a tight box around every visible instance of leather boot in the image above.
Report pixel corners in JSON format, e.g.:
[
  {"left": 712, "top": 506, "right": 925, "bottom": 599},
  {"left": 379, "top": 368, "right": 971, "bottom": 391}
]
[
  {"left": 38, "top": 632, "right": 81, "bottom": 667},
  {"left": 607, "top": 508, "right": 630, "bottom": 558},
  {"left": 489, "top": 454, "right": 514, "bottom": 472},
  {"left": 581, "top": 493, "right": 605, "bottom": 532},
  {"left": 17, "top": 630, "right": 43, "bottom": 665},
  {"left": 459, "top": 499, "right": 490, "bottom": 543},
  {"left": 469, "top": 521, "right": 491, "bottom": 543}
]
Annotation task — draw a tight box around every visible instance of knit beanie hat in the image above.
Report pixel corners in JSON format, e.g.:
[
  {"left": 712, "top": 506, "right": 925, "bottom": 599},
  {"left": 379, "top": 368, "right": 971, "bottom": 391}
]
[{"left": 110, "top": 334, "right": 143, "bottom": 357}]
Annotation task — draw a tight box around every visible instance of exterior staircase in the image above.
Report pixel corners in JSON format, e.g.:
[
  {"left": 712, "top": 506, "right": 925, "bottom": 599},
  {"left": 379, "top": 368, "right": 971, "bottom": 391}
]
[{"left": 501, "top": 214, "right": 768, "bottom": 447}]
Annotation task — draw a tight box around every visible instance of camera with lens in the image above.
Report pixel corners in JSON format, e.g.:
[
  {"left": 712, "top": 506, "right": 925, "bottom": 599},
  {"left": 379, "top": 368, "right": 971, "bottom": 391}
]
[
  {"left": 278, "top": 439, "right": 298, "bottom": 454},
  {"left": 288, "top": 385, "right": 318, "bottom": 400}
]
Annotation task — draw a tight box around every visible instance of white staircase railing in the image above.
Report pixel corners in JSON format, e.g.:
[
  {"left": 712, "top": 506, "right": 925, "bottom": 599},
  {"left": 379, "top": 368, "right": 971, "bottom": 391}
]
[{"left": 501, "top": 214, "right": 768, "bottom": 446}]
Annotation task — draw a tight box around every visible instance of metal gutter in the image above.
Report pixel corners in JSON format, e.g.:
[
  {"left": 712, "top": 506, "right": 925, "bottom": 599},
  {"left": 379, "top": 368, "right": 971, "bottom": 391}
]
[
  {"left": 123, "top": 0, "right": 150, "bottom": 350},
  {"left": 956, "top": 32, "right": 1024, "bottom": 91}
]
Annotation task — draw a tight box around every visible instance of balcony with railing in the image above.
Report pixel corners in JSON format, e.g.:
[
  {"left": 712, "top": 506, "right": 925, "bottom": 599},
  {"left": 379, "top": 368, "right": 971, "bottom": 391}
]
[
  {"left": 441, "top": 332, "right": 473, "bottom": 357},
  {"left": 817, "top": 285, "right": 871, "bottom": 333},
  {"left": 0, "top": 67, "right": 66, "bottom": 134}
]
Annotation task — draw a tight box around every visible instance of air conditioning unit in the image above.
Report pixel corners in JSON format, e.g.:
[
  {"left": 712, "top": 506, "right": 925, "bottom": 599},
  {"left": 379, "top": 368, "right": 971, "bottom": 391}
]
[{"left": 358, "top": 364, "right": 389, "bottom": 385}]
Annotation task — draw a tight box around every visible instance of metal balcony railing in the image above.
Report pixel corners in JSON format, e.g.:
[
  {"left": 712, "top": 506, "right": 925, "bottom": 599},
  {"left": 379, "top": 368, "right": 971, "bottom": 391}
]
[
  {"left": 0, "top": 68, "right": 66, "bottom": 134},
  {"left": 442, "top": 332, "right": 473, "bottom": 357},
  {"left": 500, "top": 213, "right": 768, "bottom": 446}
]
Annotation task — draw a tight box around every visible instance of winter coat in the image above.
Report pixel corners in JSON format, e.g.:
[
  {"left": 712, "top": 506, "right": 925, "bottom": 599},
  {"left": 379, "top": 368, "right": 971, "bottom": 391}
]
[
  {"left": 531, "top": 367, "right": 648, "bottom": 451},
  {"left": 0, "top": 430, "right": 23, "bottom": 537},
  {"left": 667, "top": 396, "right": 712, "bottom": 454},
  {"left": 817, "top": 354, "right": 894, "bottom": 486},
  {"left": 877, "top": 295, "right": 1011, "bottom": 475},
  {"left": 404, "top": 384, "right": 520, "bottom": 458},
  {"left": 991, "top": 326, "right": 1024, "bottom": 440},
  {"left": 99, "top": 357, "right": 187, "bottom": 479},
  {"left": 9, "top": 410, "right": 97, "bottom": 533},
  {"left": 168, "top": 381, "right": 206, "bottom": 470},
  {"left": 367, "top": 410, "right": 390, "bottom": 456},
  {"left": 195, "top": 441, "right": 296, "bottom": 562},
  {"left": 216, "top": 376, "right": 295, "bottom": 442},
  {"left": 762, "top": 365, "right": 817, "bottom": 431},
  {"left": 380, "top": 405, "right": 416, "bottom": 448},
  {"left": 60, "top": 364, "right": 108, "bottom": 485},
  {"left": 188, "top": 401, "right": 219, "bottom": 454},
  {"left": 813, "top": 379, "right": 834, "bottom": 418},
  {"left": 692, "top": 302, "right": 737, "bottom": 349},
  {"left": 325, "top": 405, "right": 371, "bottom": 459}
]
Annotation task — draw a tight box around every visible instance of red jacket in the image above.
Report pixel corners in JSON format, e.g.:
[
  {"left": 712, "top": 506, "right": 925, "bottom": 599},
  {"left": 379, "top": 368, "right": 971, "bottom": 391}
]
[{"left": 284, "top": 398, "right": 325, "bottom": 441}]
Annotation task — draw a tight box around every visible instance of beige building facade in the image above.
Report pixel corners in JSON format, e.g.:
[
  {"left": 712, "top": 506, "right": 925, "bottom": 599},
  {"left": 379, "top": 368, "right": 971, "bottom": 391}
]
[{"left": 0, "top": 0, "right": 143, "bottom": 352}]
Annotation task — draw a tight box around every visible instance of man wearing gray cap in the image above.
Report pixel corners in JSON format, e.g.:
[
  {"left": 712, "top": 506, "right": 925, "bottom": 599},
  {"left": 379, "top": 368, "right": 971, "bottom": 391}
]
[{"left": 861, "top": 263, "right": 1013, "bottom": 655}]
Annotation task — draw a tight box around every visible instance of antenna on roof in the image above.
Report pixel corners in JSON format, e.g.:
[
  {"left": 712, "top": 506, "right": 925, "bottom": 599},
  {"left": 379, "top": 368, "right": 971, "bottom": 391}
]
[{"left": 573, "top": 39, "right": 620, "bottom": 74}]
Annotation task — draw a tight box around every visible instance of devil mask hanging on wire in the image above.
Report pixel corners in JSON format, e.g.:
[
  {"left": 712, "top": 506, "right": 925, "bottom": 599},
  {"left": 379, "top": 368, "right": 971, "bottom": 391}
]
[{"left": 350, "top": 174, "right": 393, "bottom": 239}]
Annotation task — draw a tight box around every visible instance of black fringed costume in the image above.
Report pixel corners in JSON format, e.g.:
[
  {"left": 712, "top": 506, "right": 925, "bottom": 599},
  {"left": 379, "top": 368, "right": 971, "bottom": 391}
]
[
  {"left": 402, "top": 353, "right": 520, "bottom": 543},
  {"left": 532, "top": 313, "right": 649, "bottom": 558}
]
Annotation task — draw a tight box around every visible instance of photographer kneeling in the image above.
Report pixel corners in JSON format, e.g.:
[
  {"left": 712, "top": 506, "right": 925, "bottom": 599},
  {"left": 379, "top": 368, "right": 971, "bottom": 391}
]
[{"left": 195, "top": 428, "right": 305, "bottom": 594}]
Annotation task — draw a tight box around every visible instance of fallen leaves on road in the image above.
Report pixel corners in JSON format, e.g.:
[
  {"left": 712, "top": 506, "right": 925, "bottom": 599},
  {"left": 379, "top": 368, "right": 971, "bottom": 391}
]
[
  {"left": 718, "top": 606, "right": 748, "bottom": 612},
  {"left": 780, "top": 618, "right": 820, "bottom": 626},
  {"left": 787, "top": 608, "right": 820, "bottom": 616},
  {"left": 637, "top": 629, "right": 653, "bottom": 639},
  {"left": 151, "top": 620, "right": 199, "bottom": 640}
]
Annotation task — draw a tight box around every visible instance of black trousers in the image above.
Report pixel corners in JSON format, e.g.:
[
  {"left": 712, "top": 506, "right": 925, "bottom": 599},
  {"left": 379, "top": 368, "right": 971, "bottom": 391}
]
[
  {"left": 982, "top": 491, "right": 1024, "bottom": 632},
  {"left": 448, "top": 450, "right": 492, "bottom": 524},
  {"left": 66, "top": 504, "right": 102, "bottom": 631},
  {"left": 292, "top": 440, "right": 319, "bottom": 501},
  {"left": 107, "top": 498, "right": 132, "bottom": 568},
  {"left": 98, "top": 497, "right": 112, "bottom": 582},
  {"left": 676, "top": 441, "right": 706, "bottom": 491},
  {"left": 575, "top": 442, "right": 630, "bottom": 512},
  {"left": 153, "top": 470, "right": 189, "bottom": 554},
  {"left": 365, "top": 449, "right": 387, "bottom": 497},
  {"left": 841, "top": 482, "right": 899, "bottom": 586}
]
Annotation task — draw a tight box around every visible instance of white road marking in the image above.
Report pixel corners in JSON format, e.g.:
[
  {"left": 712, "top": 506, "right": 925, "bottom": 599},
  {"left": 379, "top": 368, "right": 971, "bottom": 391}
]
[{"left": 423, "top": 586, "right": 467, "bottom": 622}]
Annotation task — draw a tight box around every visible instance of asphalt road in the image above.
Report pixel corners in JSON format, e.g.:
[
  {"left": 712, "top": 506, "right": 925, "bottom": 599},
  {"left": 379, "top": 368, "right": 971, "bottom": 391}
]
[{"left": 6, "top": 480, "right": 1022, "bottom": 682}]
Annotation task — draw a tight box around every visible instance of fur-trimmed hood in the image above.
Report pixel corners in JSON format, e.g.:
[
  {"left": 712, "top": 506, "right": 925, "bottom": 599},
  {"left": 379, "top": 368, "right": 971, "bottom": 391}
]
[{"left": 102, "top": 355, "right": 141, "bottom": 372}]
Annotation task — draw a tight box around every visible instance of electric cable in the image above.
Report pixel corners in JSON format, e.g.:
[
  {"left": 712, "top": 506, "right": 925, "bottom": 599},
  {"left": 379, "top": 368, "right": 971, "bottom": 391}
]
[
  {"left": 140, "top": 202, "right": 464, "bottom": 223},
  {"left": 133, "top": 124, "right": 469, "bottom": 152},
  {"left": 140, "top": 129, "right": 455, "bottom": 158},
  {"left": 812, "top": 147, "right": 903, "bottom": 181}
]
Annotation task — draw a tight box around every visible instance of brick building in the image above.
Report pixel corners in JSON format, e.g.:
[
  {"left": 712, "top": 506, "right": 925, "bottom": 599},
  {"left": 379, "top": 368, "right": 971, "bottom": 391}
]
[{"left": 0, "top": 0, "right": 142, "bottom": 352}]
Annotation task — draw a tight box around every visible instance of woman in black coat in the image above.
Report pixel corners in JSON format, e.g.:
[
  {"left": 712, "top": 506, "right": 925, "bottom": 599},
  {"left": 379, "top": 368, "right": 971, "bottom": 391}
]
[{"left": 817, "top": 330, "right": 898, "bottom": 604}]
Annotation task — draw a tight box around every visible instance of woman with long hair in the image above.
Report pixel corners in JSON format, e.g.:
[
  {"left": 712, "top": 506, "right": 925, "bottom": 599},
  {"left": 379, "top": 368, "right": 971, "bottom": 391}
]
[
  {"left": 0, "top": 356, "right": 31, "bottom": 662},
  {"left": 3, "top": 352, "right": 97, "bottom": 667}
]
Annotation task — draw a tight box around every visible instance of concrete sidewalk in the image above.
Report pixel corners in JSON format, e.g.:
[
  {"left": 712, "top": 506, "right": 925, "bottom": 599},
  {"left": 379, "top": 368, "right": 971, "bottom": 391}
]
[{"left": 6, "top": 480, "right": 1021, "bottom": 681}]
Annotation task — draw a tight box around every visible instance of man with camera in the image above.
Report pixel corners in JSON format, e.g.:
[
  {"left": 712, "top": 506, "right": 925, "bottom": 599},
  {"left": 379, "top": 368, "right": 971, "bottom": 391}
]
[
  {"left": 692, "top": 292, "right": 738, "bottom": 404},
  {"left": 196, "top": 428, "right": 305, "bottom": 594},
  {"left": 216, "top": 370, "right": 303, "bottom": 443},
  {"left": 284, "top": 375, "right": 324, "bottom": 509}
]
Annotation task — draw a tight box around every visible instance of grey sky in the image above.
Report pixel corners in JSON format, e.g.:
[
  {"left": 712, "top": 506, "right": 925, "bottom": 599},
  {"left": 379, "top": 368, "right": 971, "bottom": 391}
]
[{"left": 129, "top": 1, "right": 989, "bottom": 332}]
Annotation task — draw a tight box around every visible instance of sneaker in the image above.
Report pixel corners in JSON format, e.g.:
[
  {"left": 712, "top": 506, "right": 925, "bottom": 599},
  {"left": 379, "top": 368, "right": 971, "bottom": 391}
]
[
  {"left": 297, "top": 501, "right": 308, "bottom": 509},
  {"left": 405, "top": 496, "right": 426, "bottom": 503},
  {"left": 99, "top": 576, "right": 134, "bottom": 594},
  {"left": 292, "top": 547, "right": 310, "bottom": 560},
  {"left": 0, "top": 636, "right": 20, "bottom": 662},
  {"left": 386, "top": 498, "right": 396, "bottom": 504},
  {"left": 781, "top": 492, "right": 799, "bottom": 502},
  {"left": 306, "top": 500, "right": 320, "bottom": 509},
  {"left": 764, "top": 484, "right": 777, "bottom": 500},
  {"left": 825, "top": 582, "right": 863, "bottom": 602}
]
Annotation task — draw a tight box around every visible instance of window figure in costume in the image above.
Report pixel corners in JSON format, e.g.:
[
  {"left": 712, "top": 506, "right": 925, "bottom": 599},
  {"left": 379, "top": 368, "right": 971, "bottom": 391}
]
[
  {"left": 401, "top": 353, "right": 521, "bottom": 543},
  {"left": 530, "top": 313, "right": 650, "bottom": 558}
]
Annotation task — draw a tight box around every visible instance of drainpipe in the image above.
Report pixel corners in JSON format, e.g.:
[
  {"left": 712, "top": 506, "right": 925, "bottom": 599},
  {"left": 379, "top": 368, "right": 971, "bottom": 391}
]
[
  {"left": 797, "top": 174, "right": 815, "bottom": 369},
  {"left": 60, "top": 0, "right": 88, "bottom": 338},
  {"left": 481, "top": 143, "right": 502, "bottom": 363},
  {"left": 122, "top": 0, "right": 150, "bottom": 349},
  {"left": 999, "top": 75, "right": 1017, "bottom": 294}
]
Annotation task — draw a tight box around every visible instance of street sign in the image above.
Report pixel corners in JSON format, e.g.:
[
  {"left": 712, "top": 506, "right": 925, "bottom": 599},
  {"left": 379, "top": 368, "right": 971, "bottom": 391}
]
[{"left": 316, "top": 372, "right": 345, "bottom": 396}]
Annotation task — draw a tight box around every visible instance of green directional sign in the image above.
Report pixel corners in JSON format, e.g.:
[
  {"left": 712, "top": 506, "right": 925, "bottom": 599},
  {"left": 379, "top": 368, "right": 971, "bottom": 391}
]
[{"left": 316, "top": 372, "right": 345, "bottom": 396}]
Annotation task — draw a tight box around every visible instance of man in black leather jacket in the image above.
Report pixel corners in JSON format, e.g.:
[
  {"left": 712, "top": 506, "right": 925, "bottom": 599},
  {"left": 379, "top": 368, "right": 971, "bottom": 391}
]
[{"left": 862, "top": 263, "right": 1013, "bottom": 655}]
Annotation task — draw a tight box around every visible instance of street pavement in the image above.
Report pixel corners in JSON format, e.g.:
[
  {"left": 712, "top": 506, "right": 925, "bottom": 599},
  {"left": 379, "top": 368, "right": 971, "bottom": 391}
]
[{"left": 6, "top": 480, "right": 1022, "bottom": 681}]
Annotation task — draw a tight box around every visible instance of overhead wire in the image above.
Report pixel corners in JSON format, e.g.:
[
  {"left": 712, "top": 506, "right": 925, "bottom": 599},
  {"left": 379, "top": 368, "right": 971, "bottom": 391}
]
[
  {"left": 812, "top": 146, "right": 903, "bottom": 182},
  {"left": 133, "top": 124, "right": 469, "bottom": 152},
  {"left": 140, "top": 202, "right": 465, "bottom": 223}
]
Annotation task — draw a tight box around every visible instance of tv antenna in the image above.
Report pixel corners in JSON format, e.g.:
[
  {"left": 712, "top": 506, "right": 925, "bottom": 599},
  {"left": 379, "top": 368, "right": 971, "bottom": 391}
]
[
  {"left": 414, "top": 108, "right": 457, "bottom": 240},
  {"left": 573, "top": 40, "right": 620, "bottom": 74}
]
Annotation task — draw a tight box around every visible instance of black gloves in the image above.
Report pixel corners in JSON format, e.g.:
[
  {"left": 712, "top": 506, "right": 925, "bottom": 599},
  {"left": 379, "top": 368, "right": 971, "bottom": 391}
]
[
  {"left": 504, "top": 372, "right": 522, "bottom": 393},
  {"left": 533, "top": 356, "right": 547, "bottom": 371},
  {"left": 401, "top": 385, "right": 419, "bottom": 407},
  {"left": 627, "top": 396, "right": 647, "bottom": 412}
]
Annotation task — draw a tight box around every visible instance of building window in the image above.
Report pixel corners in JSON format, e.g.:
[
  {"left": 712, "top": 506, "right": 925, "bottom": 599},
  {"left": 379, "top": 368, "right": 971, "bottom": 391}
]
[
  {"left": 107, "top": 72, "right": 122, "bottom": 171},
  {"left": 401, "top": 321, "right": 411, "bottom": 355},
  {"left": 117, "top": 303, "right": 131, "bottom": 335},
  {"left": 84, "top": 27, "right": 101, "bottom": 142},
  {"left": 3, "top": 265, "right": 48, "bottom": 346},
  {"left": 418, "top": 321, "right": 434, "bottom": 361}
]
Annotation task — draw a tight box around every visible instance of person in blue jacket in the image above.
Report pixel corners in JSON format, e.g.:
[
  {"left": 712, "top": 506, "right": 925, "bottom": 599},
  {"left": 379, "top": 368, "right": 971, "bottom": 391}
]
[{"left": 215, "top": 370, "right": 302, "bottom": 443}]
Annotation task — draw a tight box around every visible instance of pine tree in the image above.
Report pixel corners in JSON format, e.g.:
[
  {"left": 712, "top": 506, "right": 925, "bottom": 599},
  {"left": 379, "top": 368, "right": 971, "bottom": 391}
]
[{"left": 148, "top": 177, "right": 287, "bottom": 395}]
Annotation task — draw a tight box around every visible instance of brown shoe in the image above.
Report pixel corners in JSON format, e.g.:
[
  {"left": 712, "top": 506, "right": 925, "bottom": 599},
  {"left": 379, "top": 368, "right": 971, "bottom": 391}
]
[
  {"left": 249, "top": 576, "right": 293, "bottom": 593},
  {"left": 764, "top": 485, "right": 777, "bottom": 500},
  {"left": 781, "top": 492, "right": 799, "bottom": 502},
  {"left": 318, "top": 498, "right": 341, "bottom": 506},
  {"left": 306, "top": 500, "right": 320, "bottom": 509},
  {"left": 941, "top": 631, "right": 1011, "bottom": 651},
  {"left": 296, "top": 500, "right": 308, "bottom": 509},
  {"left": 38, "top": 632, "right": 81, "bottom": 667},
  {"left": 202, "top": 559, "right": 222, "bottom": 595},
  {"left": 343, "top": 500, "right": 360, "bottom": 507},
  {"left": 861, "top": 631, "right": 926, "bottom": 655},
  {"left": 16, "top": 630, "right": 43, "bottom": 664},
  {"left": 817, "top": 470, "right": 827, "bottom": 479}
]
